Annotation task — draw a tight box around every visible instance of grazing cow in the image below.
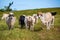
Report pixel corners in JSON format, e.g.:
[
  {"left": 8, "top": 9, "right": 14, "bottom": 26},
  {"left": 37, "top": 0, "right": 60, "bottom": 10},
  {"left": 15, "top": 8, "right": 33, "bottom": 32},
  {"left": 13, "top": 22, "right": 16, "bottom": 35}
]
[
  {"left": 32, "top": 14, "right": 38, "bottom": 24},
  {"left": 1, "top": 13, "right": 9, "bottom": 20},
  {"left": 25, "top": 16, "right": 35, "bottom": 31},
  {"left": 19, "top": 15, "right": 25, "bottom": 28},
  {"left": 38, "top": 12, "right": 57, "bottom": 30},
  {"left": 2, "top": 12, "right": 16, "bottom": 30}
]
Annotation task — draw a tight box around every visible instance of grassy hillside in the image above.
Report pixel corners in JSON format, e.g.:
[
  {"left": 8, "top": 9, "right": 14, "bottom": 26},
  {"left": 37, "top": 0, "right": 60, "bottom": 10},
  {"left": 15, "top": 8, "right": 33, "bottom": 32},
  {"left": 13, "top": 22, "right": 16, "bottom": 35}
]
[{"left": 0, "top": 8, "right": 60, "bottom": 40}]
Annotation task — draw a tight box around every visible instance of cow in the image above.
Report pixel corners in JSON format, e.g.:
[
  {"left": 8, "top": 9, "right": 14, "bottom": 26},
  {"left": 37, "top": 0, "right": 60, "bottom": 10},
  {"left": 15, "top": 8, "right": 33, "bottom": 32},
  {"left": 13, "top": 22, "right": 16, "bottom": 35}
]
[
  {"left": 1, "top": 13, "right": 9, "bottom": 20},
  {"left": 38, "top": 12, "right": 57, "bottom": 30},
  {"left": 1, "top": 12, "right": 16, "bottom": 30},
  {"left": 19, "top": 15, "right": 25, "bottom": 28},
  {"left": 25, "top": 16, "right": 35, "bottom": 31}
]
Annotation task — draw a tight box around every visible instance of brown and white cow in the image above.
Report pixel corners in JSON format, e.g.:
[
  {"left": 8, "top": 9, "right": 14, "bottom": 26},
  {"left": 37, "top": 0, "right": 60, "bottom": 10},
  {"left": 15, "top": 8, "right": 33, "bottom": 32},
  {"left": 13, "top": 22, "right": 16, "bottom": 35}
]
[{"left": 25, "top": 15, "right": 35, "bottom": 31}]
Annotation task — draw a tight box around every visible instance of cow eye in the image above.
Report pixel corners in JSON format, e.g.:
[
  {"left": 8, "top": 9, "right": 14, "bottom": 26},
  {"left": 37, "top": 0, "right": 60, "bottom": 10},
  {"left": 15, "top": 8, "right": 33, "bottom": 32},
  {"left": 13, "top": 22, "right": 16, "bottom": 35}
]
[{"left": 40, "top": 14, "right": 43, "bottom": 16}]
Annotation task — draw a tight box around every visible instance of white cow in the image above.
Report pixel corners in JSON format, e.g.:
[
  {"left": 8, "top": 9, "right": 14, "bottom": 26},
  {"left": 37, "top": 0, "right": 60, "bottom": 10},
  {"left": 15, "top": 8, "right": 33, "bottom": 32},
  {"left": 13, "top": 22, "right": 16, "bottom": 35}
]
[
  {"left": 1, "top": 13, "right": 9, "bottom": 20},
  {"left": 38, "top": 12, "right": 56, "bottom": 30},
  {"left": 25, "top": 15, "right": 35, "bottom": 31}
]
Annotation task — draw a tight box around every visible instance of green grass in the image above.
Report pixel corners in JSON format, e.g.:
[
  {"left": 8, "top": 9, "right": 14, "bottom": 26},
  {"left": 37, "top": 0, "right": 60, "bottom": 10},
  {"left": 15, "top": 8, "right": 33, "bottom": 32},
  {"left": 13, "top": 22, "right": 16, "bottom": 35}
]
[{"left": 0, "top": 8, "right": 60, "bottom": 40}]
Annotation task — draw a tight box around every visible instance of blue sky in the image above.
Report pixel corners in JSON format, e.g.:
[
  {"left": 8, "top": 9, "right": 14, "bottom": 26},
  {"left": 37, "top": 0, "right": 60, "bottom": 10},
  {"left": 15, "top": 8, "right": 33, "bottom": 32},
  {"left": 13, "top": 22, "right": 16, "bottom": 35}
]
[{"left": 0, "top": 0, "right": 60, "bottom": 10}]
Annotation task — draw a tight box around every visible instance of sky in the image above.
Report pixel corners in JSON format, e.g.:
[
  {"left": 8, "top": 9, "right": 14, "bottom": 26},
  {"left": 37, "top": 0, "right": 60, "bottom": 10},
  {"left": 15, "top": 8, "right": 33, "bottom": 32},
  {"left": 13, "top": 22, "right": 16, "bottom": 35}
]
[{"left": 0, "top": 0, "right": 60, "bottom": 10}]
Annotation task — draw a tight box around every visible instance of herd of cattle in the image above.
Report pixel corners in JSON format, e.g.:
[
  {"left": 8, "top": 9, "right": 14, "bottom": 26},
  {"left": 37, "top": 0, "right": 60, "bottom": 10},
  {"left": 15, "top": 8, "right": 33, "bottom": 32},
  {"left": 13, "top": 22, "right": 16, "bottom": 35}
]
[{"left": 1, "top": 12, "right": 57, "bottom": 31}]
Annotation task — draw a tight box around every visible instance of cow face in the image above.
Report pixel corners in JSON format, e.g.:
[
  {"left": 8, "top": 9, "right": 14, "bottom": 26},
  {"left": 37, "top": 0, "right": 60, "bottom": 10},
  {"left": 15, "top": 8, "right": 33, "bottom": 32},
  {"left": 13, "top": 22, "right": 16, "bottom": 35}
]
[{"left": 37, "top": 12, "right": 43, "bottom": 18}]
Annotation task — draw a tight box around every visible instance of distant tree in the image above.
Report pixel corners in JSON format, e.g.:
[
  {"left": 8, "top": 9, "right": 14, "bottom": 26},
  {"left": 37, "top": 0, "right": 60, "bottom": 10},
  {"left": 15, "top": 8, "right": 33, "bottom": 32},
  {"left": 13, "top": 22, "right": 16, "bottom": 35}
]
[
  {"left": 0, "top": 2, "right": 13, "bottom": 12},
  {"left": 5, "top": 2, "right": 13, "bottom": 11}
]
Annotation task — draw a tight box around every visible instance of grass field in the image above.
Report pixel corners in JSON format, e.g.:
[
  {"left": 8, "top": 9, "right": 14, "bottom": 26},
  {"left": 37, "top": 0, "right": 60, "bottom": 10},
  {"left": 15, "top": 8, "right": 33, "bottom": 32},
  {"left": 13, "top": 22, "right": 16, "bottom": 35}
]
[{"left": 0, "top": 8, "right": 60, "bottom": 40}]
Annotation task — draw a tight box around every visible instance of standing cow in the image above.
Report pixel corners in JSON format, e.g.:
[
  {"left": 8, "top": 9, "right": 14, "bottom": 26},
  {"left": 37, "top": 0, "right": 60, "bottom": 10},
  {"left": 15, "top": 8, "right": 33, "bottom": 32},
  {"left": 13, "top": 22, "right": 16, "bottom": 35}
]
[
  {"left": 1, "top": 12, "right": 16, "bottom": 30},
  {"left": 25, "top": 16, "right": 35, "bottom": 31},
  {"left": 38, "top": 12, "right": 57, "bottom": 30},
  {"left": 19, "top": 15, "right": 25, "bottom": 28}
]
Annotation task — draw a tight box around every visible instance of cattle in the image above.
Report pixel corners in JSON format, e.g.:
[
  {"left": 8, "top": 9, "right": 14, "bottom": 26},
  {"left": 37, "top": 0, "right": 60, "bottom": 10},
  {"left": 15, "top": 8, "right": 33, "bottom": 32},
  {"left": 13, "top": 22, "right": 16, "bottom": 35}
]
[
  {"left": 1, "top": 12, "right": 16, "bottom": 30},
  {"left": 25, "top": 16, "right": 35, "bottom": 31},
  {"left": 1, "top": 13, "right": 9, "bottom": 20},
  {"left": 38, "top": 12, "right": 57, "bottom": 30},
  {"left": 19, "top": 15, "right": 25, "bottom": 28},
  {"left": 19, "top": 15, "right": 35, "bottom": 31}
]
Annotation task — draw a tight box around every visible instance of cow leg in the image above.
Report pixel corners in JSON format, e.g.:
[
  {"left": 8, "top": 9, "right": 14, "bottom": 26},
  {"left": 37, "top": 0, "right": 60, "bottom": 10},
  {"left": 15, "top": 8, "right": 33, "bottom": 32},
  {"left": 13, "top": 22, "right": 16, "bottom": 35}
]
[
  {"left": 30, "top": 26, "right": 34, "bottom": 31},
  {"left": 46, "top": 22, "right": 50, "bottom": 30},
  {"left": 11, "top": 25, "right": 14, "bottom": 30},
  {"left": 21, "top": 25, "right": 23, "bottom": 28},
  {"left": 11, "top": 22, "right": 14, "bottom": 29},
  {"left": 30, "top": 23, "right": 34, "bottom": 31},
  {"left": 51, "top": 18, "right": 54, "bottom": 28},
  {"left": 8, "top": 25, "right": 11, "bottom": 30},
  {"left": 6, "top": 23, "right": 10, "bottom": 30},
  {"left": 25, "top": 20, "right": 29, "bottom": 29},
  {"left": 49, "top": 21, "right": 51, "bottom": 30},
  {"left": 25, "top": 22, "right": 28, "bottom": 29},
  {"left": 25, "top": 24, "right": 29, "bottom": 30}
]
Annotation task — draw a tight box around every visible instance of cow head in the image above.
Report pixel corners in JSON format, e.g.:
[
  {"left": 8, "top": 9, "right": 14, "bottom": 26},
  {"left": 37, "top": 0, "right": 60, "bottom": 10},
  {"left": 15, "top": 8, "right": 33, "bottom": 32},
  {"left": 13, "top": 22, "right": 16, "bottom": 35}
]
[{"left": 37, "top": 12, "right": 43, "bottom": 18}]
